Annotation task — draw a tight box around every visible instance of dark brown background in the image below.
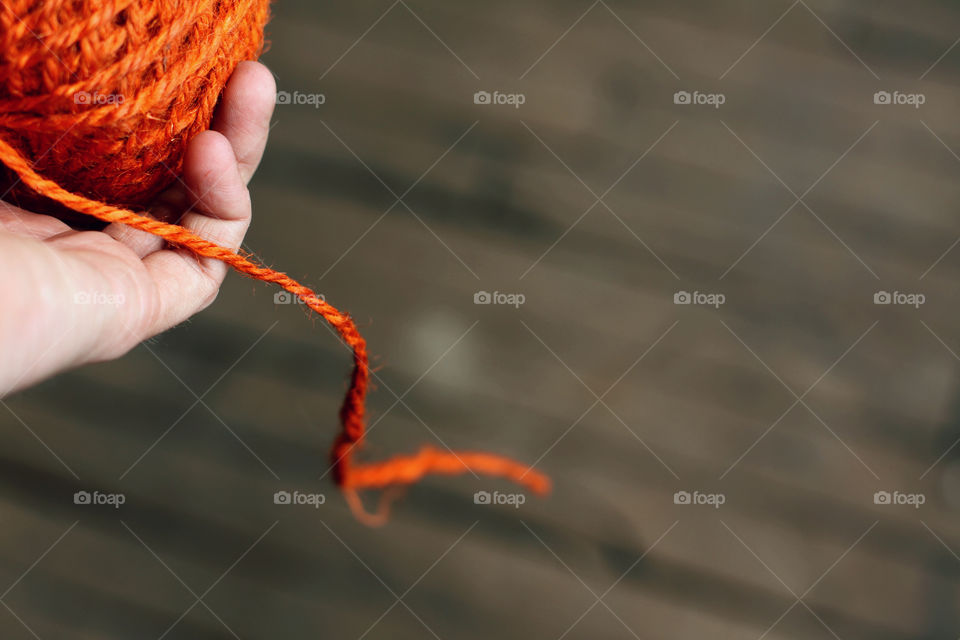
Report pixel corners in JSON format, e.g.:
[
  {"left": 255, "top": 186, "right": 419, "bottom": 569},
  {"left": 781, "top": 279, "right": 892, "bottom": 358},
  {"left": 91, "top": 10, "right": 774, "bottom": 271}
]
[{"left": 3, "top": 1, "right": 960, "bottom": 638}]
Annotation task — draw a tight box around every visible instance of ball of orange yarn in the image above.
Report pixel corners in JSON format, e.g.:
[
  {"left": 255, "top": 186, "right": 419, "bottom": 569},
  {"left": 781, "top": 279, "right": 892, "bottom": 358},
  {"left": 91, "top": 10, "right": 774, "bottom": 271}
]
[{"left": 0, "top": 0, "right": 271, "bottom": 221}]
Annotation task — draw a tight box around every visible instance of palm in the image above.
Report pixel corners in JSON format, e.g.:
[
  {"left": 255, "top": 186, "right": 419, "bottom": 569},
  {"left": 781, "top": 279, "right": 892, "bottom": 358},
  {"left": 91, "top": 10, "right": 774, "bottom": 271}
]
[
  {"left": 0, "top": 61, "right": 275, "bottom": 395},
  {"left": 0, "top": 194, "right": 170, "bottom": 337}
]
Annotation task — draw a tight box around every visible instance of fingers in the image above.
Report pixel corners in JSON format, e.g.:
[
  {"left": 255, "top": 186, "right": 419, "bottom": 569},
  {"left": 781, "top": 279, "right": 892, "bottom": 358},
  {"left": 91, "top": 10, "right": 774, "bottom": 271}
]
[
  {"left": 211, "top": 60, "right": 276, "bottom": 185},
  {"left": 178, "top": 129, "right": 252, "bottom": 232},
  {"left": 107, "top": 60, "right": 274, "bottom": 257},
  {"left": 142, "top": 129, "right": 251, "bottom": 334},
  {"left": 0, "top": 61, "right": 273, "bottom": 382},
  {"left": 139, "top": 61, "right": 272, "bottom": 332},
  {"left": 102, "top": 183, "right": 189, "bottom": 257}
]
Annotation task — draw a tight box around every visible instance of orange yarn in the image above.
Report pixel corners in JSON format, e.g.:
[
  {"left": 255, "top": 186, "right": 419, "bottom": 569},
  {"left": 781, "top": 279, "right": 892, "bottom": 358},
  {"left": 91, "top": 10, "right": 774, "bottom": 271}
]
[
  {"left": 0, "top": 0, "right": 271, "bottom": 215},
  {"left": 0, "top": 0, "right": 549, "bottom": 523}
]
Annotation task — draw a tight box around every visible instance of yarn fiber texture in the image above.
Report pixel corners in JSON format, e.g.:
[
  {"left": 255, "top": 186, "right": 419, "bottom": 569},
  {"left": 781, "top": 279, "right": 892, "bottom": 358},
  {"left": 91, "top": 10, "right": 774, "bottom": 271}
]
[
  {"left": 0, "top": 0, "right": 549, "bottom": 524},
  {"left": 0, "top": 0, "right": 271, "bottom": 216}
]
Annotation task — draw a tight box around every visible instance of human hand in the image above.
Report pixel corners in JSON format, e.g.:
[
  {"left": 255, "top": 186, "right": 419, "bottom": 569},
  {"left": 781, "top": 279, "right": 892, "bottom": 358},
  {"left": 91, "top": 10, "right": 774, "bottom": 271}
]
[{"left": 0, "top": 61, "right": 276, "bottom": 396}]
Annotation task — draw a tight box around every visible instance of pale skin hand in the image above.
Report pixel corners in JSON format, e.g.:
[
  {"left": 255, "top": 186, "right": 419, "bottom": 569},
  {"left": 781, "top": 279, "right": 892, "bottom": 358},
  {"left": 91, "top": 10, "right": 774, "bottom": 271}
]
[{"left": 0, "top": 61, "right": 276, "bottom": 396}]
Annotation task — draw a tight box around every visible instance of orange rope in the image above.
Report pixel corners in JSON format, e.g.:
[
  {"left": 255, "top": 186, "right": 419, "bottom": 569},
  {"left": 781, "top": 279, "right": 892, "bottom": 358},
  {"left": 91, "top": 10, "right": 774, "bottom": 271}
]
[{"left": 0, "top": 134, "right": 551, "bottom": 522}]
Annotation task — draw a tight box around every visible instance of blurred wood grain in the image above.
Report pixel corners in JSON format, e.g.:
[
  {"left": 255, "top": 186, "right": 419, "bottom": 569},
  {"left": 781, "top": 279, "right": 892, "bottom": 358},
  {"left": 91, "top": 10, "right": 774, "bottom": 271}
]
[{"left": 3, "top": 1, "right": 960, "bottom": 638}]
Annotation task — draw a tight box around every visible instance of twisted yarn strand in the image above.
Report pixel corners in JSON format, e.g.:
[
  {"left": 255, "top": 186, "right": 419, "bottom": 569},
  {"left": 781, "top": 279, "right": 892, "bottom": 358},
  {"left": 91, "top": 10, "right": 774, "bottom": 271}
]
[
  {"left": 0, "top": 0, "right": 548, "bottom": 523},
  {"left": 0, "top": 133, "right": 551, "bottom": 522}
]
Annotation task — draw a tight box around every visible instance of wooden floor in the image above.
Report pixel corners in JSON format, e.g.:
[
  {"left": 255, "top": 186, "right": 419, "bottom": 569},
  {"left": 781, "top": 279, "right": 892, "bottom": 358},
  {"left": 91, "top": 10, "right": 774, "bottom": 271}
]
[{"left": 3, "top": 1, "right": 960, "bottom": 638}]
